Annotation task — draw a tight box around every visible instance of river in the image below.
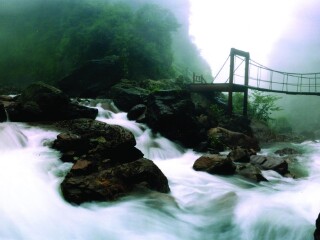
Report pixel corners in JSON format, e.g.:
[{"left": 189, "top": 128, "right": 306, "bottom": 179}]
[{"left": 0, "top": 101, "right": 319, "bottom": 239}]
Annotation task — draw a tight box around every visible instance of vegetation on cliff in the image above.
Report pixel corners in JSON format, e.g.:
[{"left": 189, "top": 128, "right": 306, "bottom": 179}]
[{"left": 1, "top": 0, "right": 208, "bottom": 87}]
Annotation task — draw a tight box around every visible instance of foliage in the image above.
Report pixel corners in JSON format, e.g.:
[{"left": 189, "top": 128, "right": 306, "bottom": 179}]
[
  {"left": 209, "top": 104, "right": 225, "bottom": 123},
  {"left": 0, "top": 0, "right": 179, "bottom": 86},
  {"left": 232, "top": 92, "right": 244, "bottom": 115},
  {"left": 248, "top": 91, "right": 282, "bottom": 122},
  {"left": 270, "top": 116, "right": 292, "bottom": 134},
  {"left": 231, "top": 91, "right": 282, "bottom": 123}
]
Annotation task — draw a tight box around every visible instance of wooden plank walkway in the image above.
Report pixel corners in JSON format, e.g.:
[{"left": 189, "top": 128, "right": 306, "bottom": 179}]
[
  {"left": 187, "top": 83, "right": 247, "bottom": 93},
  {"left": 188, "top": 83, "right": 320, "bottom": 96}
]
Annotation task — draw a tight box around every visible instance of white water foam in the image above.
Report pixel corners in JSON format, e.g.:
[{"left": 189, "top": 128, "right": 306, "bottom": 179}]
[{"left": 0, "top": 103, "right": 319, "bottom": 239}]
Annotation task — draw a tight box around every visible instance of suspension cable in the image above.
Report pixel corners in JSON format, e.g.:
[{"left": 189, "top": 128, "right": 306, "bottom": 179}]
[{"left": 213, "top": 55, "right": 230, "bottom": 82}]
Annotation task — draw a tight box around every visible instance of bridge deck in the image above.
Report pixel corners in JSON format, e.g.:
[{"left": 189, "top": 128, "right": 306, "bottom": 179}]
[
  {"left": 188, "top": 83, "right": 320, "bottom": 96},
  {"left": 187, "top": 83, "right": 247, "bottom": 92}
]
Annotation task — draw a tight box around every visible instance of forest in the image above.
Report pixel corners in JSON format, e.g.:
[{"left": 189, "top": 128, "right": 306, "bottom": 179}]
[{"left": 0, "top": 0, "right": 211, "bottom": 87}]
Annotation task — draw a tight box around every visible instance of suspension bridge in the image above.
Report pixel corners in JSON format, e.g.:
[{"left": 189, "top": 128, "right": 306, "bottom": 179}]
[{"left": 188, "top": 48, "right": 320, "bottom": 117}]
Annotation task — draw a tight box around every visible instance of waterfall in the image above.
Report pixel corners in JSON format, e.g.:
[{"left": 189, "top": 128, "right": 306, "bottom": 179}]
[
  {"left": 0, "top": 100, "right": 318, "bottom": 239},
  {"left": 4, "top": 107, "right": 9, "bottom": 122},
  {"left": 0, "top": 122, "right": 28, "bottom": 150}
]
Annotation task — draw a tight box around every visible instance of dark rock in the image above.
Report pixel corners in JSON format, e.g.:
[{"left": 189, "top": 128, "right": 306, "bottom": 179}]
[
  {"left": 54, "top": 119, "right": 136, "bottom": 150},
  {"left": 60, "top": 151, "right": 77, "bottom": 163},
  {"left": 228, "top": 147, "right": 256, "bottom": 163},
  {"left": 106, "top": 80, "right": 149, "bottom": 112},
  {"left": 70, "top": 159, "right": 96, "bottom": 175},
  {"left": 54, "top": 119, "right": 141, "bottom": 166},
  {"left": 250, "top": 155, "right": 288, "bottom": 175},
  {"left": 220, "top": 115, "right": 253, "bottom": 137},
  {"left": 208, "top": 127, "right": 260, "bottom": 151},
  {"left": 145, "top": 90, "right": 204, "bottom": 148},
  {"left": 274, "top": 147, "right": 300, "bottom": 156},
  {"left": 315, "top": 213, "right": 320, "bottom": 240},
  {"left": 235, "top": 163, "right": 267, "bottom": 182},
  {"left": 6, "top": 82, "right": 98, "bottom": 122},
  {"left": 52, "top": 133, "right": 88, "bottom": 154},
  {"left": 127, "top": 104, "right": 147, "bottom": 121},
  {"left": 57, "top": 56, "right": 123, "bottom": 98},
  {"left": 17, "top": 81, "right": 70, "bottom": 108},
  {"left": 193, "top": 154, "right": 236, "bottom": 175},
  {"left": 61, "top": 158, "right": 170, "bottom": 204},
  {"left": 0, "top": 103, "right": 6, "bottom": 122},
  {"left": 53, "top": 119, "right": 168, "bottom": 204}
]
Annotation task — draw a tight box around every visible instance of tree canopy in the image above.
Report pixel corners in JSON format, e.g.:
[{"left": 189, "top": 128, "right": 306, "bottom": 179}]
[{"left": 0, "top": 0, "right": 183, "bottom": 86}]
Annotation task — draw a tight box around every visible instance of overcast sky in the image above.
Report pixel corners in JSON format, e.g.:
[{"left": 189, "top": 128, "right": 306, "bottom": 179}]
[{"left": 189, "top": 0, "right": 320, "bottom": 75}]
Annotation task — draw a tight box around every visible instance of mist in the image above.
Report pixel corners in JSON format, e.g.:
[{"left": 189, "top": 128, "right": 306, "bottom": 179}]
[
  {"left": 0, "top": 0, "right": 211, "bottom": 87},
  {"left": 267, "top": 0, "right": 320, "bottom": 134},
  {"left": 188, "top": 0, "right": 320, "bottom": 134}
]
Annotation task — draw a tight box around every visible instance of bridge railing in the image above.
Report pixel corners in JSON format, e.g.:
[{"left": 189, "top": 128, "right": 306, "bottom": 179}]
[{"left": 247, "top": 60, "right": 320, "bottom": 94}]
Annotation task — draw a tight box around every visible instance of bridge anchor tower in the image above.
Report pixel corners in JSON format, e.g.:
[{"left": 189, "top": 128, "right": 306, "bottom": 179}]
[{"left": 228, "top": 48, "right": 250, "bottom": 117}]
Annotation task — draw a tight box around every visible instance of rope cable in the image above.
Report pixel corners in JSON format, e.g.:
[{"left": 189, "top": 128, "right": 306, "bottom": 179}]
[{"left": 213, "top": 55, "right": 230, "bottom": 82}]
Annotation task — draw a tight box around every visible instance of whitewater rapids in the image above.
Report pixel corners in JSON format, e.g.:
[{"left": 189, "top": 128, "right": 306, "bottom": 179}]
[{"left": 0, "top": 103, "right": 319, "bottom": 239}]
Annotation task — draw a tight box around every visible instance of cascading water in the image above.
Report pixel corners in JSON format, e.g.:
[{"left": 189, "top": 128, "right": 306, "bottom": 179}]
[{"left": 0, "top": 101, "right": 319, "bottom": 239}]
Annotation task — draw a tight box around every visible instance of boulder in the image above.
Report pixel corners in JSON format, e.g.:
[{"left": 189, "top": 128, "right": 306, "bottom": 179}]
[
  {"left": 106, "top": 80, "right": 149, "bottom": 112},
  {"left": 57, "top": 56, "right": 123, "bottom": 98},
  {"left": 220, "top": 115, "right": 253, "bottom": 137},
  {"left": 228, "top": 147, "right": 256, "bottom": 163},
  {"left": 235, "top": 163, "right": 267, "bottom": 182},
  {"left": 127, "top": 104, "right": 147, "bottom": 121},
  {"left": 0, "top": 103, "right": 6, "bottom": 122},
  {"left": 193, "top": 154, "right": 236, "bottom": 175},
  {"left": 6, "top": 82, "right": 98, "bottom": 122},
  {"left": 315, "top": 213, "right": 320, "bottom": 240},
  {"left": 54, "top": 119, "right": 141, "bottom": 165},
  {"left": 250, "top": 155, "right": 288, "bottom": 175},
  {"left": 54, "top": 118, "right": 136, "bottom": 150},
  {"left": 61, "top": 158, "right": 169, "bottom": 204},
  {"left": 52, "top": 133, "right": 88, "bottom": 156},
  {"left": 53, "top": 119, "right": 169, "bottom": 204},
  {"left": 274, "top": 147, "right": 300, "bottom": 156},
  {"left": 208, "top": 127, "right": 260, "bottom": 151},
  {"left": 145, "top": 90, "right": 204, "bottom": 148}
]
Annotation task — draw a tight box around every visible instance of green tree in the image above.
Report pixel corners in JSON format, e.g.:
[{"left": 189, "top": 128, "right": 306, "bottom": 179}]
[
  {"left": 130, "top": 4, "right": 179, "bottom": 79},
  {"left": 248, "top": 91, "right": 282, "bottom": 122},
  {"left": 0, "top": 0, "right": 180, "bottom": 86}
]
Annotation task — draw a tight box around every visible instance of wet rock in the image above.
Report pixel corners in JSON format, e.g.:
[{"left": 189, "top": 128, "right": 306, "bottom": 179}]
[
  {"left": 54, "top": 119, "right": 169, "bottom": 204},
  {"left": 145, "top": 90, "right": 204, "bottom": 148},
  {"left": 53, "top": 133, "right": 88, "bottom": 153},
  {"left": 235, "top": 163, "right": 267, "bottom": 182},
  {"left": 57, "top": 56, "right": 123, "bottom": 98},
  {"left": 6, "top": 82, "right": 98, "bottom": 122},
  {"left": 53, "top": 119, "right": 141, "bottom": 165},
  {"left": 127, "top": 104, "right": 147, "bottom": 121},
  {"left": 227, "top": 147, "right": 256, "bottom": 163},
  {"left": 107, "top": 81, "right": 149, "bottom": 112},
  {"left": 208, "top": 127, "right": 260, "bottom": 151},
  {"left": 61, "top": 158, "right": 169, "bottom": 204},
  {"left": 193, "top": 154, "right": 236, "bottom": 175},
  {"left": 250, "top": 155, "right": 288, "bottom": 175},
  {"left": 70, "top": 159, "right": 96, "bottom": 175},
  {"left": 0, "top": 103, "right": 6, "bottom": 122},
  {"left": 274, "top": 147, "right": 300, "bottom": 156},
  {"left": 314, "top": 213, "right": 320, "bottom": 240}
]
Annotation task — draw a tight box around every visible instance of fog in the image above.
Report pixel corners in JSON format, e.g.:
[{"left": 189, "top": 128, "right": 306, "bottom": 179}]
[
  {"left": 189, "top": 0, "right": 320, "bottom": 134},
  {"left": 266, "top": 0, "right": 320, "bottom": 134},
  {"left": 0, "top": 0, "right": 211, "bottom": 86},
  {"left": 2, "top": 0, "right": 320, "bottom": 133}
]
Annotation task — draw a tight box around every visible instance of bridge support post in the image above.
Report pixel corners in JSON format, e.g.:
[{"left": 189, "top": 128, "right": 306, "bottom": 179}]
[
  {"left": 228, "top": 48, "right": 250, "bottom": 117},
  {"left": 243, "top": 51, "right": 250, "bottom": 117},
  {"left": 228, "top": 50, "right": 235, "bottom": 115}
]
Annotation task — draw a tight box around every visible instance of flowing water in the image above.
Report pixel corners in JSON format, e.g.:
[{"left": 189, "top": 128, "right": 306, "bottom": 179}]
[{"left": 0, "top": 101, "right": 319, "bottom": 239}]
